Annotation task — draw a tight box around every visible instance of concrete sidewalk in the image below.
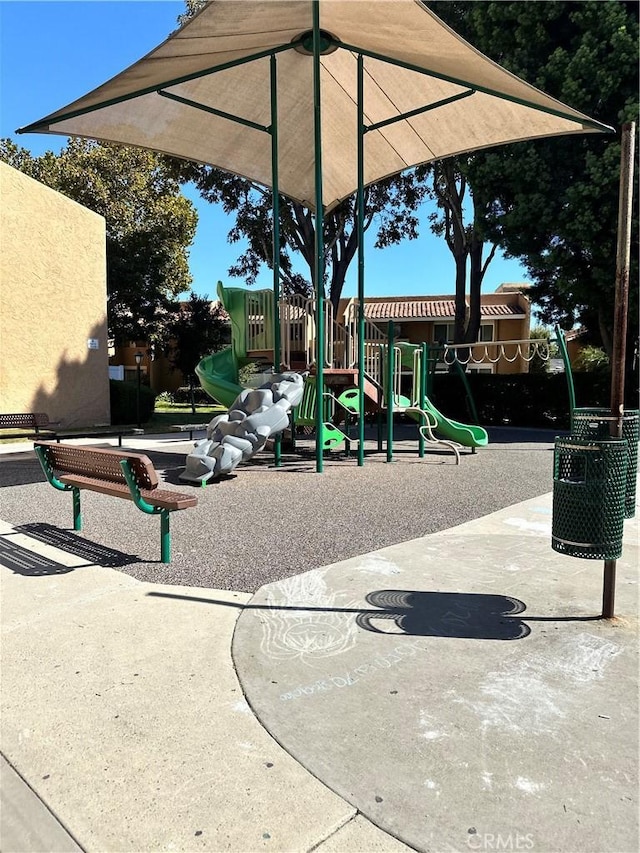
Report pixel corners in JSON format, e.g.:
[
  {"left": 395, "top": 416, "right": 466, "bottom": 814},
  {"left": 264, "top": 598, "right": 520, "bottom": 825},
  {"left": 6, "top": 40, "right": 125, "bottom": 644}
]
[
  {"left": 1, "top": 455, "right": 638, "bottom": 851},
  {"left": 0, "top": 518, "right": 407, "bottom": 852}
]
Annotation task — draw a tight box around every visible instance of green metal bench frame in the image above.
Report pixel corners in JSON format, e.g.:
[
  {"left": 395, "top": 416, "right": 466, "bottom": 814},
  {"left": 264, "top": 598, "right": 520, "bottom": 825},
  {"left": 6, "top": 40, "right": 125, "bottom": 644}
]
[{"left": 34, "top": 442, "right": 197, "bottom": 563}]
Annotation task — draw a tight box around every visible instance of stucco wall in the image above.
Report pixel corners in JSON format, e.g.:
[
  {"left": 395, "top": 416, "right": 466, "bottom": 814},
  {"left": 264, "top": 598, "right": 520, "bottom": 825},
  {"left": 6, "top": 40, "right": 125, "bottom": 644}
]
[{"left": 0, "top": 162, "right": 110, "bottom": 427}]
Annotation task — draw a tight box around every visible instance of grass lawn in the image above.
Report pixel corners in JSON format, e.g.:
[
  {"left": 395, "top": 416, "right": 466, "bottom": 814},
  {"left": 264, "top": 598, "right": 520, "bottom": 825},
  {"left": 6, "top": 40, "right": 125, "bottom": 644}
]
[{"left": 147, "top": 403, "right": 225, "bottom": 432}]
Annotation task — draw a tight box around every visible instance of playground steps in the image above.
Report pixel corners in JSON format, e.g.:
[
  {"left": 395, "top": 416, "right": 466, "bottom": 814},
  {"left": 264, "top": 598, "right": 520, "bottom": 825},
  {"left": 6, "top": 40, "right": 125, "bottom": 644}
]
[{"left": 320, "top": 369, "right": 382, "bottom": 407}]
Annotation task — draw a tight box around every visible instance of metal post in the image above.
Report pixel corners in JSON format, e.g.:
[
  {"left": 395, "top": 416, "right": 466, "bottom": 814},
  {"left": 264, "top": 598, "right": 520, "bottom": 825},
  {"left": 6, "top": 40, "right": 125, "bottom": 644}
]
[
  {"left": 72, "top": 487, "right": 82, "bottom": 531},
  {"left": 419, "top": 342, "right": 427, "bottom": 458},
  {"left": 554, "top": 324, "right": 576, "bottom": 432},
  {"left": 386, "top": 321, "right": 394, "bottom": 462},
  {"left": 356, "top": 53, "right": 366, "bottom": 467},
  {"left": 603, "top": 121, "right": 636, "bottom": 619},
  {"left": 135, "top": 351, "right": 143, "bottom": 429},
  {"left": 270, "top": 54, "right": 282, "bottom": 468},
  {"left": 160, "top": 510, "right": 171, "bottom": 563},
  {"left": 312, "top": 0, "right": 325, "bottom": 474}
]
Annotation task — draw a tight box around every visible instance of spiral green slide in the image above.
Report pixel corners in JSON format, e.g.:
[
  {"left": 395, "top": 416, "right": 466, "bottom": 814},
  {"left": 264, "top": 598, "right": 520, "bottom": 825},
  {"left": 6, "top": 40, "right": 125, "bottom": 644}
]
[
  {"left": 195, "top": 347, "right": 243, "bottom": 409},
  {"left": 194, "top": 283, "right": 253, "bottom": 408}
]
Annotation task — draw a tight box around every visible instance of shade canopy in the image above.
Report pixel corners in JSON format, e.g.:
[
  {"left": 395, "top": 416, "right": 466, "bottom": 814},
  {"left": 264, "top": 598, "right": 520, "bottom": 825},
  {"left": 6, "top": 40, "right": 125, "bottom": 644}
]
[{"left": 20, "top": 0, "right": 610, "bottom": 212}]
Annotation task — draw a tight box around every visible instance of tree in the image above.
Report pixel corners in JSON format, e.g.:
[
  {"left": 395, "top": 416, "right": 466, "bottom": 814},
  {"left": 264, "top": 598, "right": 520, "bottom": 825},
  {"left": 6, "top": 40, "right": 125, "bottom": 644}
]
[
  {"left": 424, "top": 159, "right": 498, "bottom": 344},
  {"left": 428, "top": 1, "right": 639, "bottom": 364},
  {"left": 0, "top": 138, "right": 198, "bottom": 345},
  {"left": 528, "top": 325, "right": 558, "bottom": 374},
  {"left": 165, "top": 291, "right": 229, "bottom": 412},
  {"left": 174, "top": 163, "right": 428, "bottom": 315}
]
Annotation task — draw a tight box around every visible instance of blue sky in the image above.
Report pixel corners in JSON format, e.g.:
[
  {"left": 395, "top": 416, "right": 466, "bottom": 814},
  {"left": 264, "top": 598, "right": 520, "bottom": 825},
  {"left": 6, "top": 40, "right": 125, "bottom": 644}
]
[{"left": 0, "top": 0, "right": 531, "bottom": 300}]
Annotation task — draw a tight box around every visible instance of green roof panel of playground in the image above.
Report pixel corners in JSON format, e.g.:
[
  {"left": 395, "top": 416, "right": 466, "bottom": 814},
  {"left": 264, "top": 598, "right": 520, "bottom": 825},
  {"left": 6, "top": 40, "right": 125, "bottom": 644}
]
[{"left": 18, "top": 0, "right": 611, "bottom": 213}]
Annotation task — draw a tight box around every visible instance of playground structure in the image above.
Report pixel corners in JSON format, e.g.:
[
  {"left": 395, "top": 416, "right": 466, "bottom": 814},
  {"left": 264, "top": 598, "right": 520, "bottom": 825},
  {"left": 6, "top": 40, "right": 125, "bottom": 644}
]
[{"left": 188, "top": 282, "right": 576, "bottom": 478}]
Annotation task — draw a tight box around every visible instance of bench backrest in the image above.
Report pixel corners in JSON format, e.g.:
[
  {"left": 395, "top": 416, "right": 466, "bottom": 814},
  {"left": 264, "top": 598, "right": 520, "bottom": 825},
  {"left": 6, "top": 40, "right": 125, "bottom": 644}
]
[
  {"left": 35, "top": 442, "right": 159, "bottom": 490},
  {"left": 0, "top": 412, "right": 50, "bottom": 430}
]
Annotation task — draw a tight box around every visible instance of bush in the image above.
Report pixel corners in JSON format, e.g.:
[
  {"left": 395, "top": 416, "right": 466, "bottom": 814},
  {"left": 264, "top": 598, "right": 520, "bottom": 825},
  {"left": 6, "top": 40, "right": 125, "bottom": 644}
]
[
  {"left": 238, "top": 360, "right": 261, "bottom": 386},
  {"left": 155, "top": 390, "right": 175, "bottom": 405},
  {"left": 430, "top": 371, "right": 612, "bottom": 430},
  {"left": 574, "top": 346, "right": 610, "bottom": 373},
  {"left": 109, "top": 380, "right": 157, "bottom": 425},
  {"left": 172, "top": 385, "right": 213, "bottom": 406}
]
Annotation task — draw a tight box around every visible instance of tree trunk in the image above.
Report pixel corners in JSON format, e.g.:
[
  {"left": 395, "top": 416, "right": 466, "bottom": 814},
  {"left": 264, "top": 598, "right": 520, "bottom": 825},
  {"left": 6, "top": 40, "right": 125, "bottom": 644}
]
[
  {"left": 466, "top": 239, "right": 483, "bottom": 344},
  {"left": 188, "top": 375, "right": 196, "bottom": 415},
  {"left": 453, "top": 255, "right": 468, "bottom": 343}
]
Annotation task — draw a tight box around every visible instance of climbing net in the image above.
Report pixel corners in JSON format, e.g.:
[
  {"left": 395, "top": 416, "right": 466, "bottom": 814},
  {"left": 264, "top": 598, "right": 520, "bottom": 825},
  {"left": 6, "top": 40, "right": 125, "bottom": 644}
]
[{"left": 442, "top": 338, "right": 554, "bottom": 366}]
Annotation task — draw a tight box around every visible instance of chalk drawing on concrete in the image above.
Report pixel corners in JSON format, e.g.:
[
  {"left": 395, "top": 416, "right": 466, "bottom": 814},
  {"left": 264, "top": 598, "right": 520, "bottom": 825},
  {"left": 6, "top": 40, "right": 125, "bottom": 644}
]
[
  {"left": 356, "top": 554, "right": 402, "bottom": 576},
  {"left": 419, "top": 710, "right": 448, "bottom": 742},
  {"left": 453, "top": 633, "right": 621, "bottom": 735},
  {"left": 504, "top": 517, "right": 552, "bottom": 536},
  {"left": 515, "top": 777, "right": 545, "bottom": 794},
  {"left": 424, "top": 779, "right": 441, "bottom": 796},
  {"left": 260, "top": 569, "right": 359, "bottom": 663}
]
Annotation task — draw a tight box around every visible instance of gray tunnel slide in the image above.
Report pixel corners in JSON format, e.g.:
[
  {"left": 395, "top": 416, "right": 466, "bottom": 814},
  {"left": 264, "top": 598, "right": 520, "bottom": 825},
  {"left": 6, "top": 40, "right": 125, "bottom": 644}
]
[{"left": 179, "top": 372, "right": 305, "bottom": 483}]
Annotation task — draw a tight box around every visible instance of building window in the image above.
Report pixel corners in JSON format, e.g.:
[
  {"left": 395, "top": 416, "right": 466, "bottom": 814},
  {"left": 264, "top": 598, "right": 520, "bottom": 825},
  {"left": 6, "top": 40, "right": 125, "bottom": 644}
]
[
  {"left": 433, "top": 322, "right": 494, "bottom": 343},
  {"left": 433, "top": 323, "right": 451, "bottom": 344},
  {"left": 480, "top": 324, "right": 494, "bottom": 342}
]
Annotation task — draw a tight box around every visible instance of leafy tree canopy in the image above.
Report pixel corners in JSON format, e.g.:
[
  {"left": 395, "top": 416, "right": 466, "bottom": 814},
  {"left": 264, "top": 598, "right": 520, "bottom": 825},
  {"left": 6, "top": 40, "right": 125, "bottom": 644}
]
[
  {"left": 165, "top": 291, "right": 229, "bottom": 382},
  {"left": 173, "top": 158, "right": 428, "bottom": 314},
  {"left": 428, "top": 1, "right": 639, "bottom": 355},
  {"left": 0, "top": 137, "right": 198, "bottom": 345}
]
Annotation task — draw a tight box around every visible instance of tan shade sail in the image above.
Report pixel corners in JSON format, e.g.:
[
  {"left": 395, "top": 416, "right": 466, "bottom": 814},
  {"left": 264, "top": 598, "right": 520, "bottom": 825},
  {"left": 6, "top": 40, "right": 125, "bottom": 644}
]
[{"left": 19, "top": 0, "right": 611, "bottom": 211}]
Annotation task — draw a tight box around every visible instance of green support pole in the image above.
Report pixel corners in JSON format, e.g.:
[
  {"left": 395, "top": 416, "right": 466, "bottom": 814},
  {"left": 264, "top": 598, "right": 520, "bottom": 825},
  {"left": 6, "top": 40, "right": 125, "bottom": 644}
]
[
  {"left": 290, "top": 406, "right": 297, "bottom": 452},
  {"left": 419, "top": 342, "right": 427, "bottom": 458},
  {"left": 160, "top": 510, "right": 171, "bottom": 564},
  {"left": 356, "top": 54, "right": 366, "bottom": 467},
  {"left": 386, "top": 321, "right": 395, "bottom": 463},
  {"left": 72, "top": 487, "right": 82, "bottom": 531},
  {"left": 312, "top": 1, "right": 325, "bottom": 473},
  {"left": 554, "top": 324, "right": 576, "bottom": 431},
  {"left": 270, "top": 54, "right": 282, "bottom": 468}
]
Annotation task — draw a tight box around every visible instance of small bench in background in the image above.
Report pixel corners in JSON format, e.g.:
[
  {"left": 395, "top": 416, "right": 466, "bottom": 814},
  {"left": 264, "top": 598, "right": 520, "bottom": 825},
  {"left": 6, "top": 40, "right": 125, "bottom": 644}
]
[
  {"left": 34, "top": 441, "right": 197, "bottom": 563},
  {"left": 0, "top": 412, "right": 58, "bottom": 441},
  {"left": 54, "top": 427, "right": 145, "bottom": 447},
  {"left": 170, "top": 423, "right": 209, "bottom": 441}
]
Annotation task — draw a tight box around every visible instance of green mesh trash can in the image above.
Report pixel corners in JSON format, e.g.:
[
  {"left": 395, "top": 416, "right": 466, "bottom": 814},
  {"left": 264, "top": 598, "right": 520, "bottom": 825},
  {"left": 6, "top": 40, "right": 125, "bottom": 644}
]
[
  {"left": 572, "top": 408, "right": 639, "bottom": 518},
  {"left": 552, "top": 436, "right": 628, "bottom": 560}
]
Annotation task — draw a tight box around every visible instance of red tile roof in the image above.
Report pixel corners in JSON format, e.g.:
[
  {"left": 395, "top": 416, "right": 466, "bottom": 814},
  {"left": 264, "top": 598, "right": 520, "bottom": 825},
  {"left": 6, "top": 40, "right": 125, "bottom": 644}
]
[{"left": 363, "top": 300, "right": 524, "bottom": 319}]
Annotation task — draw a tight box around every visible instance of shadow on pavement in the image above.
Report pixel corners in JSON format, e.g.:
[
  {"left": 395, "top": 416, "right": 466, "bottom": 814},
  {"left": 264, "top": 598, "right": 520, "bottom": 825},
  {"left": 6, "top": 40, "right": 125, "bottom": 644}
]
[
  {"left": 147, "top": 588, "right": 533, "bottom": 641},
  {"left": 7, "top": 523, "right": 138, "bottom": 569},
  {"left": 0, "top": 536, "right": 77, "bottom": 575},
  {"left": 0, "top": 453, "right": 44, "bottom": 488},
  {"left": 356, "top": 589, "right": 531, "bottom": 639}
]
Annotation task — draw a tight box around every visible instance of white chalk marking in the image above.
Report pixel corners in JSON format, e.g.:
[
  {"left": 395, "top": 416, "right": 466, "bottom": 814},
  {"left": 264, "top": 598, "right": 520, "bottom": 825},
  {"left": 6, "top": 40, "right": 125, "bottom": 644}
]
[
  {"left": 357, "top": 554, "right": 402, "bottom": 576},
  {"left": 454, "top": 633, "right": 622, "bottom": 734},
  {"left": 260, "top": 570, "right": 359, "bottom": 662},
  {"left": 504, "top": 517, "right": 551, "bottom": 535},
  {"left": 515, "top": 777, "right": 545, "bottom": 794}
]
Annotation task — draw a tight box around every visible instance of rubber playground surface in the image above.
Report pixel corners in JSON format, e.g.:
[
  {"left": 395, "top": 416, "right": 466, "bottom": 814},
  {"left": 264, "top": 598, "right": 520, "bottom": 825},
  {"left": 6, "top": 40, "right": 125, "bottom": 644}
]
[{"left": 0, "top": 425, "right": 564, "bottom": 593}]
